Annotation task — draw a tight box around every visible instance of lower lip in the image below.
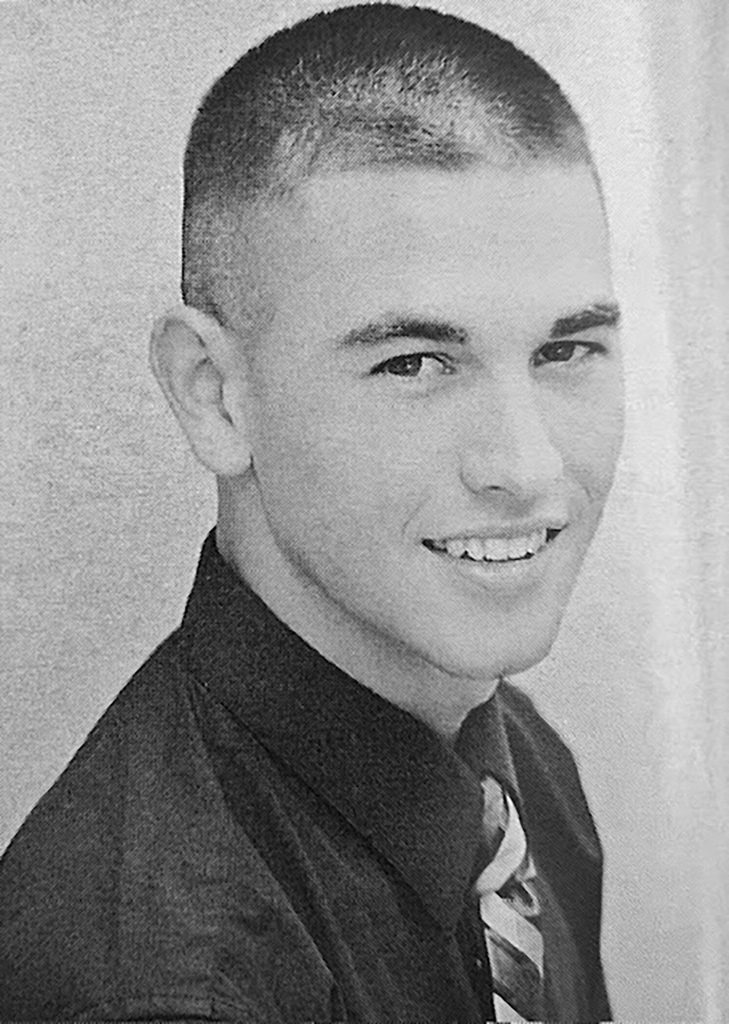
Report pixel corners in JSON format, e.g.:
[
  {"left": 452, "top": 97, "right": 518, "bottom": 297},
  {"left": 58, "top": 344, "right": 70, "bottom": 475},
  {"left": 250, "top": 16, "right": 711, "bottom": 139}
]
[{"left": 425, "top": 536, "right": 559, "bottom": 592}]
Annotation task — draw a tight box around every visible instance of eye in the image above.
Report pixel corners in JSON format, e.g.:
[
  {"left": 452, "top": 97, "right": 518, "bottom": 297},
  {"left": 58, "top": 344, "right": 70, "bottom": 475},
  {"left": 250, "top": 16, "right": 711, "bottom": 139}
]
[
  {"left": 533, "top": 340, "right": 605, "bottom": 367},
  {"left": 370, "top": 352, "right": 454, "bottom": 380}
]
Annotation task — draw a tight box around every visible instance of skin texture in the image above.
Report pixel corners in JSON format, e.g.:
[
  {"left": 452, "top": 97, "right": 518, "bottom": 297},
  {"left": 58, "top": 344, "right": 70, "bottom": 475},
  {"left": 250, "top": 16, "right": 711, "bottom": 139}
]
[{"left": 154, "top": 163, "right": 624, "bottom": 738}]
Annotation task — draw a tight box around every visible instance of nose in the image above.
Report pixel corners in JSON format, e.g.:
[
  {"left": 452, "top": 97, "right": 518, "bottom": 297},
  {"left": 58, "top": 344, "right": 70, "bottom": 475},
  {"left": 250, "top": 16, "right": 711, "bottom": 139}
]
[{"left": 458, "top": 373, "right": 564, "bottom": 502}]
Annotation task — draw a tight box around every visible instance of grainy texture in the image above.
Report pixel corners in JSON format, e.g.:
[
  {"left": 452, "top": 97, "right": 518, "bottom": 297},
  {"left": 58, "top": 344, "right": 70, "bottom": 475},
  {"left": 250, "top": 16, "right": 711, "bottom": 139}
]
[{"left": 1, "top": 1, "right": 726, "bottom": 1020}]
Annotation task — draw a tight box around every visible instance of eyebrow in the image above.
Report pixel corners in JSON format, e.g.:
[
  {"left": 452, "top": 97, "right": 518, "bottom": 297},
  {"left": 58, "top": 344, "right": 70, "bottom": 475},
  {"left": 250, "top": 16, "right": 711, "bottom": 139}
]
[
  {"left": 338, "top": 317, "right": 468, "bottom": 349},
  {"left": 549, "top": 301, "right": 621, "bottom": 338},
  {"left": 337, "top": 301, "right": 621, "bottom": 350}
]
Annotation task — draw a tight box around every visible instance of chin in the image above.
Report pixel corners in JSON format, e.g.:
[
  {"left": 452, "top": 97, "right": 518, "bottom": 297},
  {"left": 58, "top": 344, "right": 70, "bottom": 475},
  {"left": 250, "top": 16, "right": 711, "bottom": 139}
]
[{"left": 417, "top": 609, "right": 565, "bottom": 682}]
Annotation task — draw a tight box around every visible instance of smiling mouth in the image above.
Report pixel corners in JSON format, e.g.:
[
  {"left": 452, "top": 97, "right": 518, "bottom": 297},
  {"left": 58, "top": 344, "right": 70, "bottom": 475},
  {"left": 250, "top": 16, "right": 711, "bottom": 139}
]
[{"left": 422, "top": 527, "right": 562, "bottom": 564}]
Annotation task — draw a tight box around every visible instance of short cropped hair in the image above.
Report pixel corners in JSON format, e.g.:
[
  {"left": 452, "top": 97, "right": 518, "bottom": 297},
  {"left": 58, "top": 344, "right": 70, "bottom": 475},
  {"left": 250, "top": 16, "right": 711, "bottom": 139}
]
[{"left": 182, "top": 2, "right": 592, "bottom": 320}]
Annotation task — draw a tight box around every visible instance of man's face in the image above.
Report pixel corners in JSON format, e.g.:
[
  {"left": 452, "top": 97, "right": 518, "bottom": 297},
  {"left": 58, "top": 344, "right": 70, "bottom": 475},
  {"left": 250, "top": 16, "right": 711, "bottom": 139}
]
[{"left": 239, "top": 164, "right": 624, "bottom": 681}]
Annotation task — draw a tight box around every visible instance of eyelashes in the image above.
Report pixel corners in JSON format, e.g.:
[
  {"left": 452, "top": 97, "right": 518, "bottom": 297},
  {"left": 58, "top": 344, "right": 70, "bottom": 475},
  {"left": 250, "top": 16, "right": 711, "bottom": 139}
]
[
  {"left": 369, "top": 340, "right": 607, "bottom": 383},
  {"left": 532, "top": 340, "right": 607, "bottom": 367},
  {"left": 370, "top": 353, "right": 455, "bottom": 379}
]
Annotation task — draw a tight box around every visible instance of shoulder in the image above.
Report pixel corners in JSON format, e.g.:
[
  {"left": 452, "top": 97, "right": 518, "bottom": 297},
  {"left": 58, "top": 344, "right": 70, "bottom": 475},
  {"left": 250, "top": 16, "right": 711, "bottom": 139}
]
[
  {"left": 2, "top": 627, "right": 199, "bottom": 870},
  {"left": 0, "top": 631, "right": 191, "bottom": 1011},
  {"left": 0, "top": 631, "right": 330, "bottom": 1021}
]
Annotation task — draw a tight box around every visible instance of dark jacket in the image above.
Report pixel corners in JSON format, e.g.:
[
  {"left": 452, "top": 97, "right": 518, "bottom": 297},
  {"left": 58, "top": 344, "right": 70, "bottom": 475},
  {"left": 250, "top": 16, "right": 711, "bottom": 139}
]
[{"left": 0, "top": 532, "right": 610, "bottom": 1022}]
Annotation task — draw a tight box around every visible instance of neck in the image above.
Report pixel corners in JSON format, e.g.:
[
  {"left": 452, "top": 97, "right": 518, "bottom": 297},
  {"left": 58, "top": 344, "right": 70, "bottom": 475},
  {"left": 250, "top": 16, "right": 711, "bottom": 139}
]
[{"left": 216, "top": 478, "right": 500, "bottom": 741}]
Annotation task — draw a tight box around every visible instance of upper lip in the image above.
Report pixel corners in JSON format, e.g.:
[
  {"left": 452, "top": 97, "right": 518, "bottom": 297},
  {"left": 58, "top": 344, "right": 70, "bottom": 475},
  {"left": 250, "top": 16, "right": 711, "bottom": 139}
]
[{"left": 423, "top": 520, "right": 567, "bottom": 543}]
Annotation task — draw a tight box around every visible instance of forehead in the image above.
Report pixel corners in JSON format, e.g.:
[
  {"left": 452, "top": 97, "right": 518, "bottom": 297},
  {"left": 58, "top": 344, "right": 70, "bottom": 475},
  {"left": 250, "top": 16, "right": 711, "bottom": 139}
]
[{"left": 242, "top": 163, "right": 612, "bottom": 334}]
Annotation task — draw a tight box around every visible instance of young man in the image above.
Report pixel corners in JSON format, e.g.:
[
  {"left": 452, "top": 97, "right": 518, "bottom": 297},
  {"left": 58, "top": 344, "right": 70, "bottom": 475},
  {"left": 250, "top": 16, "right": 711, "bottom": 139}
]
[{"left": 0, "top": 4, "right": 624, "bottom": 1021}]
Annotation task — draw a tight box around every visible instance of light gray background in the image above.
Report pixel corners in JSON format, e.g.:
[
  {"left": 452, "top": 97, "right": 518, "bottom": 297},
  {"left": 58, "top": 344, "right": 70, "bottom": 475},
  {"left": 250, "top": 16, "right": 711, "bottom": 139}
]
[{"left": 2, "top": 0, "right": 727, "bottom": 1020}]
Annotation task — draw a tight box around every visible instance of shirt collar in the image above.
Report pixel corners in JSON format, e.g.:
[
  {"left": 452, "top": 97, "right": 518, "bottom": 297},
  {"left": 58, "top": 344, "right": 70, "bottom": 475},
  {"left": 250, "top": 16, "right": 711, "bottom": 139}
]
[{"left": 181, "top": 530, "right": 519, "bottom": 931}]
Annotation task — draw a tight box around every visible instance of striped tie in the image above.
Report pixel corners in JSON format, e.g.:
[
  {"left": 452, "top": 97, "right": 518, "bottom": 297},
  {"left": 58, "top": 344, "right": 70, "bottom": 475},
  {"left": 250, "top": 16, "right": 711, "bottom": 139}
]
[{"left": 474, "top": 777, "right": 545, "bottom": 1022}]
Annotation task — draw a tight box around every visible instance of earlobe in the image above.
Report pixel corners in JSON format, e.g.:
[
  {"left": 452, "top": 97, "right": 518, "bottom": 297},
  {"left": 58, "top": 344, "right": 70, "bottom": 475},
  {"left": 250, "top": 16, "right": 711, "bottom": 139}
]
[{"left": 150, "top": 305, "right": 252, "bottom": 476}]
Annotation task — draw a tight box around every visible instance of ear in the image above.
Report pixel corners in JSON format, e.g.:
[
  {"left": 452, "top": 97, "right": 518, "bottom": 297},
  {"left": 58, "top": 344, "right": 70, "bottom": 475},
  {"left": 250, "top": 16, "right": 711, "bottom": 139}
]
[{"left": 150, "top": 305, "right": 252, "bottom": 476}]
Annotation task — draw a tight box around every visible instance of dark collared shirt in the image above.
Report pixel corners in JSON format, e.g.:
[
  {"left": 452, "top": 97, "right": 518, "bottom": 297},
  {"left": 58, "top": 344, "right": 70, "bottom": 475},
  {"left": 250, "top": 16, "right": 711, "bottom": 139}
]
[{"left": 0, "top": 533, "right": 610, "bottom": 1022}]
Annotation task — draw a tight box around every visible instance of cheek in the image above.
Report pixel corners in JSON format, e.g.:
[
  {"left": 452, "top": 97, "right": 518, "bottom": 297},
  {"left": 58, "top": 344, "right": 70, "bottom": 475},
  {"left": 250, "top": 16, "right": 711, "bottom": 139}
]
[
  {"left": 547, "top": 377, "right": 625, "bottom": 496},
  {"left": 253, "top": 384, "right": 431, "bottom": 531}
]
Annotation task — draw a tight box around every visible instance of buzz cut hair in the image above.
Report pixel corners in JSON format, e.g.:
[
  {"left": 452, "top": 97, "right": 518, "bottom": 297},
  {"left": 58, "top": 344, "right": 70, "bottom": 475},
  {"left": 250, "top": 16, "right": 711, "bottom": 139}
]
[{"left": 182, "top": 2, "right": 593, "bottom": 320}]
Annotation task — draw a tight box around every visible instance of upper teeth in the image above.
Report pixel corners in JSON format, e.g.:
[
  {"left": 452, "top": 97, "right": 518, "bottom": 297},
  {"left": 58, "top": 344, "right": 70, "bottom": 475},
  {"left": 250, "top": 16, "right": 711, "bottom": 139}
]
[{"left": 441, "top": 528, "right": 549, "bottom": 562}]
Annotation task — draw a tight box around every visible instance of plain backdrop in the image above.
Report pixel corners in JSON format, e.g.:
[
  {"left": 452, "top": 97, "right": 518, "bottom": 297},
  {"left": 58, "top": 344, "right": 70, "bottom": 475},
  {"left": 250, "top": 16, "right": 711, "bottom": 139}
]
[{"left": 1, "top": 0, "right": 727, "bottom": 1020}]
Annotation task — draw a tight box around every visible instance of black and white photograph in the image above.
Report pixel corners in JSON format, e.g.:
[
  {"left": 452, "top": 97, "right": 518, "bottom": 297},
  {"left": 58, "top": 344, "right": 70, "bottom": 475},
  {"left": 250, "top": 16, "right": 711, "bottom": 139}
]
[{"left": 1, "top": 1, "right": 726, "bottom": 1020}]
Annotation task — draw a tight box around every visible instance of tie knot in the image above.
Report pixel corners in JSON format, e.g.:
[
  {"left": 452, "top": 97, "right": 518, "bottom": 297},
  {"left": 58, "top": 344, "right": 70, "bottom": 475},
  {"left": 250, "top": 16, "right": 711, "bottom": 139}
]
[
  {"left": 474, "top": 779, "right": 528, "bottom": 894},
  {"left": 480, "top": 775, "right": 508, "bottom": 837}
]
